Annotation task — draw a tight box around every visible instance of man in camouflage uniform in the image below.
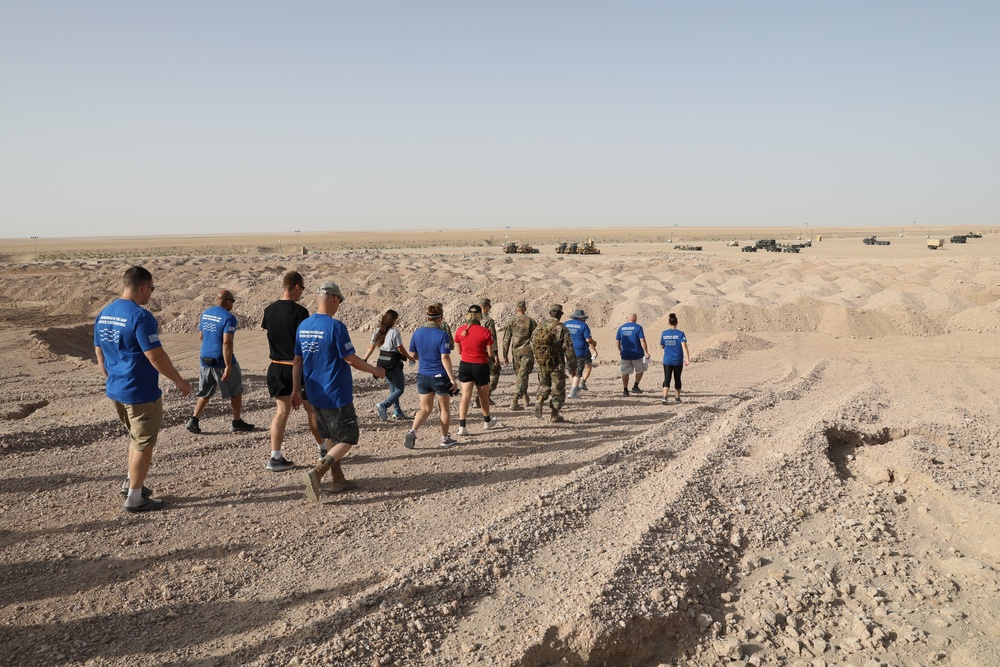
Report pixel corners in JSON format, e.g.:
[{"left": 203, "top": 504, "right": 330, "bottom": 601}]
[
  {"left": 531, "top": 304, "right": 577, "bottom": 423},
  {"left": 475, "top": 298, "right": 500, "bottom": 407},
  {"left": 501, "top": 300, "right": 536, "bottom": 410},
  {"left": 432, "top": 302, "right": 454, "bottom": 351}
]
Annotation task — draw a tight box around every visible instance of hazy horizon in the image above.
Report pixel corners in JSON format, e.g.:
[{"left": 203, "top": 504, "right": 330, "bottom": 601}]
[{"left": 3, "top": 2, "right": 998, "bottom": 238}]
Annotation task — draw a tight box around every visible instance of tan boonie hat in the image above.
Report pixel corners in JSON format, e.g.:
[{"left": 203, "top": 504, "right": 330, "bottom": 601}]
[{"left": 317, "top": 281, "right": 345, "bottom": 300}]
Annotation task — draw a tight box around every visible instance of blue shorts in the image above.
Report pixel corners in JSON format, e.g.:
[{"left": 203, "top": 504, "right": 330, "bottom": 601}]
[{"left": 416, "top": 374, "right": 452, "bottom": 396}]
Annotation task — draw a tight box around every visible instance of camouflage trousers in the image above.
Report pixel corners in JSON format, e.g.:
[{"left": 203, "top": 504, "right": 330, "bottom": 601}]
[
  {"left": 536, "top": 366, "right": 567, "bottom": 411},
  {"left": 489, "top": 359, "right": 501, "bottom": 393},
  {"left": 511, "top": 347, "right": 534, "bottom": 398}
]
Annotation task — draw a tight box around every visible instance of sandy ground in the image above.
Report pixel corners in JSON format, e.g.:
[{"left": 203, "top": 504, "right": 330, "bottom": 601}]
[{"left": 2, "top": 229, "right": 1000, "bottom": 666}]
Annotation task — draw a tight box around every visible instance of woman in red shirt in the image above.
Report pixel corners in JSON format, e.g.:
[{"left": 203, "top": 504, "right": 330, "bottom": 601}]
[{"left": 454, "top": 304, "right": 501, "bottom": 436}]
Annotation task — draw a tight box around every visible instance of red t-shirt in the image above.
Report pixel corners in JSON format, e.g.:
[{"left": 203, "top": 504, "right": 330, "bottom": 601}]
[{"left": 455, "top": 323, "right": 494, "bottom": 363}]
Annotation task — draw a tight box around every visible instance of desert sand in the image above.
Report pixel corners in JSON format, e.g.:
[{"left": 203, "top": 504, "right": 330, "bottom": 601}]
[{"left": 1, "top": 228, "right": 999, "bottom": 666}]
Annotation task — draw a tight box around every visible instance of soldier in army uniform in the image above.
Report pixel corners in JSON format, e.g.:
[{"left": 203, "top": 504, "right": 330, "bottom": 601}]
[
  {"left": 501, "top": 300, "right": 536, "bottom": 410},
  {"left": 475, "top": 298, "right": 500, "bottom": 407},
  {"left": 530, "top": 304, "right": 577, "bottom": 423},
  {"left": 431, "top": 302, "right": 454, "bottom": 351}
]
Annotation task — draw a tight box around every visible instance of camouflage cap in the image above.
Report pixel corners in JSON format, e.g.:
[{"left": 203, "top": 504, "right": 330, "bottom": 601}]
[
  {"left": 480, "top": 298, "right": 492, "bottom": 308},
  {"left": 515, "top": 300, "right": 527, "bottom": 309},
  {"left": 549, "top": 304, "right": 564, "bottom": 316}
]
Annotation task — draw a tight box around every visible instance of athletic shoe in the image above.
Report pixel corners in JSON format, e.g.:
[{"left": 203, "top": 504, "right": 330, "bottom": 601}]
[
  {"left": 374, "top": 403, "right": 388, "bottom": 421},
  {"left": 266, "top": 456, "right": 295, "bottom": 472},
  {"left": 392, "top": 411, "right": 409, "bottom": 421},
  {"left": 568, "top": 387, "right": 579, "bottom": 399},
  {"left": 119, "top": 480, "right": 152, "bottom": 499},
  {"left": 185, "top": 416, "right": 201, "bottom": 434},
  {"left": 622, "top": 389, "right": 630, "bottom": 397},
  {"left": 631, "top": 385, "right": 643, "bottom": 393},
  {"left": 440, "top": 435, "right": 459, "bottom": 449},
  {"left": 231, "top": 419, "right": 255, "bottom": 432},
  {"left": 675, "top": 396, "right": 682, "bottom": 404},
  {"left": 122, "top": 497, "right": 164, "bottom": 513},
  {"left": 303, "top": 471, "right": 322, "bottom": 503},
  {"left": 580, "top": 382, "right": 589, "bottom": 391},
  {"left": 661, "top": 398, "right": 669, "bottom": 405},
  {"left": 318, "top": 449, "right": 328, "bottom": 461},
  {"left": 483, "top": 418, "right": 501, "bottom": 431},
  {"left": 457, "top": 426, "right": 469, "bottom": 436},
  {"left": 404, "top": 430, "right": 417, "bottom": 449}
]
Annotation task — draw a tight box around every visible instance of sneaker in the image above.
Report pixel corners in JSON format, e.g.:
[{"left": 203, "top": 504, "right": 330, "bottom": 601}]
[
  {"left": 483, "top": 418, "right": 501, "bottom": 431},
  {"left": 661, "top": 398, "right": 669, "bottom": 405},
  {"left": 675, "top": 396, "right": 682, "bottom": 404},
  {"left": 185, "top": 416, "right": 201, "bottom": 434},
  {"left": 404, "top": 430, "right": 417, "bottom": 449},
  {"left": 392, "top": 411, "right": 410, "bottom": 421},
  {"left": 622, "top": 389, "right": 630, "bottom": 397},
  {"left": 303, "top": 471, "right": 322, "bottom": 503},
  {"left": 440, "top": 435, "right": 459, "bottom": 449},
  {"left": 318, "top": 449, "right": 328, "bottom": 461},
  {"left": 266, "top": 456, "right": 295, "bottom": 472},
  {"left": 374, "top": 403, "right": 388, "bottom": 421},
  {"left": 122, "top": 497, "right": 164, "bottom": 513},
  {"left": 457, "top": 426, "right": 469, "bottom": 436},
  {"left": 631, "top": 385, "right": 643, "bottom": 393},
  {"left": 580, "top": 382, "right": 589, "bottom": 391},
  {"left": 231, "top": 419, "right": 255, "bottom": 433},
  {"left": 568, "top": 387, "right": 579, "bottom": 399},
  {"left": 119, "top": 480, "right": 153, "bottom": 499}
]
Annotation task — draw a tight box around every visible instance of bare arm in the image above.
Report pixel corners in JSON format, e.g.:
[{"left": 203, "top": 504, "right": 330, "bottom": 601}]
[
  {"left": 291, "top": 356, "right": 303, "bottom": 409},
  {"left": 95, "top": 347, "right": 107, "bottom": 379},
  {"left": 396, "top": 344, "right": 416, "bottom": 362},
  {"left": 221, "top": 333, "right": 234, "bottom": 381},
  {"left": 682, "top": 342, "right": 691, "bottom": 366},
  {"left": 362, "top": 343, "right": 376, "bottom": 362},
  {"left": 345, "top": 352, "right": 385, "bottom": 379},
  {"left": 144, "top": 347, "right": 191, "bottom": 396},
  {"left": 441, "top": 353, "right": 456, "bottom": 386},
  {"left": 640, "top": 337, "right": 650, "bottom": 357}
]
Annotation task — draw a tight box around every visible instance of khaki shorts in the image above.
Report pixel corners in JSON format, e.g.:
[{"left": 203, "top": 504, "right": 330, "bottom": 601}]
[
  {"left": 113, "top": 398, "right": 164, "bottom": 451},
  {"left": 619, "top": 358, "right": 648, "bottom": 375}
]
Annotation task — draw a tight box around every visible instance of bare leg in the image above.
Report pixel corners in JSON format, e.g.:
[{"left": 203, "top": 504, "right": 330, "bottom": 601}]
[
  {"left": 230, "top": 393, "right": 242, "bottom": 420},
  {"left": 270, "top": 396, "right": 291, "bottom": 453},
  {"left": 459, "top": 382, "right": 475, "bottom": 421},
  {"left": 437, "top": 395, "right": 451, "bottom": 435},
  {"left": 302, "top": 401, "right": 324, "bottom": 446},
  {"left": 476, "top": 384, "right": 491, "bottom": 418},
  {"left": 192, "top": 396, "right": 210, "bottom": 418},
  {"left": 412, "top": 391, "right": 435, "bottom": 432}
]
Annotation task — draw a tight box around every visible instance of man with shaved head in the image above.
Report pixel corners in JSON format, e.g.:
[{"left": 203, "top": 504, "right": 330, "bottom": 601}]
[
  {"left": 616, "top": 313, "right": 650, "bottom": 396},
  {"left": 186, "top": 288, "right": 255, "bottom": 434}
]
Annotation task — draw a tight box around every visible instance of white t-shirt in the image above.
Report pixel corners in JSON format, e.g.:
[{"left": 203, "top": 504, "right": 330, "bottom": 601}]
[{"left": 372, "top": 327, "right": 403, "bottom": 352}]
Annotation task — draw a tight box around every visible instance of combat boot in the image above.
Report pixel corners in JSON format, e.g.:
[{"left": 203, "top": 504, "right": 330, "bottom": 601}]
[
  {"left": 533, "top": 400, "right": 544, "bottom": 419},
  {"left": 523, "top": 393, "right": 531, "bottom": 407},
  {"left": 550, "top": 406, "right": 565, "bottom": 424},
  {"left": 510, "top": 396, "right": 523, "bottom": 410},
  {"left": 330, "top": 461, "right": 357, "bottom": 493}
]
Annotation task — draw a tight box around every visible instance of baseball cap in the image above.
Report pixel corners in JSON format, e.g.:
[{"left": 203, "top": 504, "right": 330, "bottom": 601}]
[
  {"left": 467, "top": 304, "right": 482, "bottom": 314},
  {"left": 549, "top": 304, "right": 564, "bottom": 316},
  {"left": 317, "top": 281, "right": 345, "bottom": 300},
  {"left": 480, "top": 298, "right": 492, "bottom": 308}
]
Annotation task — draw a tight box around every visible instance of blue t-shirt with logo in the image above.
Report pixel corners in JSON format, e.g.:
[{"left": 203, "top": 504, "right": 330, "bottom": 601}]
[
  {"left": 616, "top": 322, "right": 646, "bottom": 360},
  {"left": 564, "top": 319, "right": 591, "bottom": 357},
  {"left": 410, "top": 325, "right": 451, "bottom": 377},
  {"left": 294, "top": 314, "right": 356, "bottom": 409},
  {"left": 94, "top": 298, "right": 163, "bottom": 404},
  {"left": 660, "top": 329, "right": 687, "bottom": 366},
  {"left": 199, "top": 305, "right": 238, "bottom": 367}
]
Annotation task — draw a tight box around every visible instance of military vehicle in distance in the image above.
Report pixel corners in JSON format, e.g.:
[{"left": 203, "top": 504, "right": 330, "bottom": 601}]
[
  {"left": 517, "top": 243, "right": 539, "bottom": 253},
  {"left": 863, "top": 236, "right": 890, "bottom": 246}
]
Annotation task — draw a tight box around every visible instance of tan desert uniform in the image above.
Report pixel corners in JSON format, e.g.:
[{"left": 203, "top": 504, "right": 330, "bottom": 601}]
[
  {"left": 501, "top": 303, "right": 536, "bottom": 409},
  {"left": 530, "top": 306, "right": 577, "bottom": 422}
]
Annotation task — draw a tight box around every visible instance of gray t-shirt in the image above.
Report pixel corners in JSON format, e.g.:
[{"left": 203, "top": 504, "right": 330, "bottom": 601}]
[{"left": 372, "top": 327, "right": 403, "bottom": 352}]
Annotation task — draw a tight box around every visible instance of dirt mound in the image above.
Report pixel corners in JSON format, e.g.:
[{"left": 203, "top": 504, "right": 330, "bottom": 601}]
[
  {"left": 694, "top": 332, "right": 775, "bottom": 361},
  {"left": 28, "top": 324, "right": 97, "bottom": 362}
]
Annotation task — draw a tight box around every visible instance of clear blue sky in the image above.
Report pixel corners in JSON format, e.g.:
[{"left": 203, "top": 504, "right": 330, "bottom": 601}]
[{"left": 3, "top": 2, "right": 998, "bottom": 237}]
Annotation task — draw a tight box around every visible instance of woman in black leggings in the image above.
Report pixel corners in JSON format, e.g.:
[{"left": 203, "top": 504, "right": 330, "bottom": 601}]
[{"left": 659, "top": 313, "right": 690, "bottom": 404}]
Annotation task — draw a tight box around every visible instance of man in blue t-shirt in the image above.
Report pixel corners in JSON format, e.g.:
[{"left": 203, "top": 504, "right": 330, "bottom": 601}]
[
  {"left": 293, "top": 281, "right": 385, "bottom": 502},
  {"left": 185, "top": 289, "right": 254, "bottom": 435},
  {"left": 616, "top": 314, "right": 650, "bottom": 396},
  {"left": 94, "top": 266, "right": 191, "bottom": 513},
  {"left": 565, "top": 309, "right": 598, "bottom": 398}
]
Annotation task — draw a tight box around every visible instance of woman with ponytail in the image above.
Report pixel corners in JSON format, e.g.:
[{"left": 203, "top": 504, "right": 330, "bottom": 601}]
[
  {"left": 659, "top": 312, "right": 690, "bottom": 405},
  {"left": 363, "top": 309, "right": 415, "bottom": 420}
]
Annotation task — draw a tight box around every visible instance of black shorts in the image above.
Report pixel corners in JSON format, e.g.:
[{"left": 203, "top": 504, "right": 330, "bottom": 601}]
[
  {"left": 313, "top": 403, "right": 359, "bottom": 445},
  {"left": 458, "top": 361, "right": 490, "bottom": 387},
  {"left": 267, "top": 362, "right": 307, "bottom": 401}
]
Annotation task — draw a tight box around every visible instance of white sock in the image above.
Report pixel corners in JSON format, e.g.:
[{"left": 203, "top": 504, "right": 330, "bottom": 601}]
[
  {"left": 126, "top": 488, "right": 143, "bottom": 504},
  {"left": 272, "top": 450, "right": 282, "bottom": 460}
]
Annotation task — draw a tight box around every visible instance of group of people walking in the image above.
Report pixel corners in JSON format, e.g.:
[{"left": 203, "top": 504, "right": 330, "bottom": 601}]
[{"left": 95, "top": 266, "right": 692, "bottom": 511}]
